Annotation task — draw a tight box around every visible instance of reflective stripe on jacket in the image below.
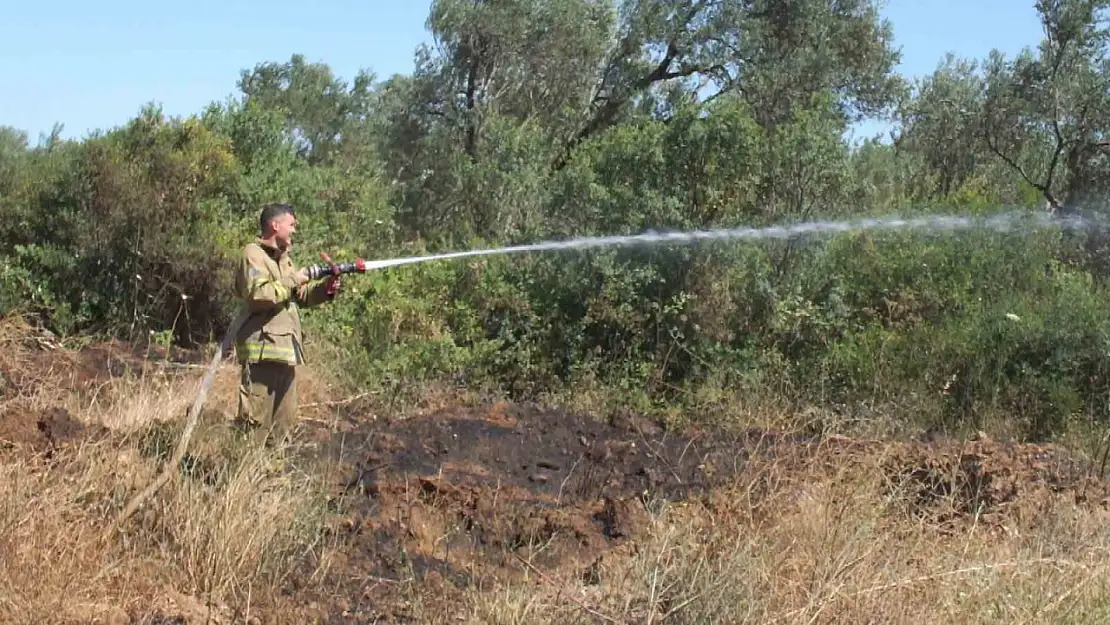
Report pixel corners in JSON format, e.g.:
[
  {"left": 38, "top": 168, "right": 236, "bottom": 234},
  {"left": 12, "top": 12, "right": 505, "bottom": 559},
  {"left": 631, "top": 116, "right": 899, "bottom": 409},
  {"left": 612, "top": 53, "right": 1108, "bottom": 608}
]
[{"left": 234, "top": 241, "right": 333, "bottom": 366}]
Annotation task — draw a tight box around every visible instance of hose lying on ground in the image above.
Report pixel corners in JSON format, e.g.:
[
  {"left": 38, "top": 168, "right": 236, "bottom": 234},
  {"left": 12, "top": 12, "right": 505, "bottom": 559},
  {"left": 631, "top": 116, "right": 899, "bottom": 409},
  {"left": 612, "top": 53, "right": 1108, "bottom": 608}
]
[{"left": 116, "top": 311, "right": 249, "bottom": 526}]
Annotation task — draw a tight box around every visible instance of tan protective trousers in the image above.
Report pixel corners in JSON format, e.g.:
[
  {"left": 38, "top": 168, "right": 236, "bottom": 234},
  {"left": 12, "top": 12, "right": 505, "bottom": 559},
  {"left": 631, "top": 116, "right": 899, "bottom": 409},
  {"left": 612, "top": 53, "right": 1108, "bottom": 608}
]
[{"left": 236, "top": 360, "right": 298, "bottom": 446}]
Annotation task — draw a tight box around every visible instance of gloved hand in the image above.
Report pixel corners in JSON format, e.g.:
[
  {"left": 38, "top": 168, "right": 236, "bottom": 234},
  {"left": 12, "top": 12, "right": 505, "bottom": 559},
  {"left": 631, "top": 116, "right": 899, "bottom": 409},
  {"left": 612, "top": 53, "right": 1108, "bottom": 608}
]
[{"left": 318, "top": 251, "right": 342, "bottom": 298}]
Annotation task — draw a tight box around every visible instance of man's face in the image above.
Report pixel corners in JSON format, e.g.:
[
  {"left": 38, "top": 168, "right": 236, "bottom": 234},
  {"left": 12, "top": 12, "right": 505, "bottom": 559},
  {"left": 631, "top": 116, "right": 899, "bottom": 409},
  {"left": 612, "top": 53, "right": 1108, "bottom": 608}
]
[{"left": 269, "top": 212, "right": 297, "bottom": 248}]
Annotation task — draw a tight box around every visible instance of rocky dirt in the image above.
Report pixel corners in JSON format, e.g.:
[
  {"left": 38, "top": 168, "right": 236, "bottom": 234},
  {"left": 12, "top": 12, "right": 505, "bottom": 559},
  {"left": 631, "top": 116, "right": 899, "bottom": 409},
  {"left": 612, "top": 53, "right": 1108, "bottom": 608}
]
[{"left": 4, "top": 329, "right": 1110, "bottom": 623}]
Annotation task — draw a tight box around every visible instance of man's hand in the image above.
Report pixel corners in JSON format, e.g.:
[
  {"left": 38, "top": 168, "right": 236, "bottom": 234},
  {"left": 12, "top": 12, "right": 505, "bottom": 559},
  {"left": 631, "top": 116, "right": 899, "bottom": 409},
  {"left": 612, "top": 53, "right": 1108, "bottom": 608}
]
[
  {"left": 318, "top": 251, "right": 341, "bottom": 298},
  {"left": 326, "top": 276, "right": 342, "bottom": 298},
  {"left": 294, "top": 267, "right": 311, "bottom": 286}
]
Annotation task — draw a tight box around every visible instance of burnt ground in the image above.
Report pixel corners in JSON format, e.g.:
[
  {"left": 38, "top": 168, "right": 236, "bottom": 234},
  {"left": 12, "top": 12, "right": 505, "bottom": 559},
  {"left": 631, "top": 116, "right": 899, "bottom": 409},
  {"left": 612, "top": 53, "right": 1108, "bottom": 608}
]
[
  {"left": 325, "top": 408, "right": 777, "bottom": 558},
  {"left": 286, "top": 402, "right": 1110, "bottom": 623},
  {"left": 4, "top": 328, "right": 1110, "bottom": 623},
  {"left": 287, "top": 403, "right": 808, "bottom": 622}
]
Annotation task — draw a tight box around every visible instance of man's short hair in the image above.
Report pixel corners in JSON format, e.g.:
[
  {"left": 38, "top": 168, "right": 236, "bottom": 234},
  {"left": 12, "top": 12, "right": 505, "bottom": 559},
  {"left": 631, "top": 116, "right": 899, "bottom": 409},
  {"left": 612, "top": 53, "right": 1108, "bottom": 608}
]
[{"left": 260, "top": 203, "right": 295, "bottom": 234}]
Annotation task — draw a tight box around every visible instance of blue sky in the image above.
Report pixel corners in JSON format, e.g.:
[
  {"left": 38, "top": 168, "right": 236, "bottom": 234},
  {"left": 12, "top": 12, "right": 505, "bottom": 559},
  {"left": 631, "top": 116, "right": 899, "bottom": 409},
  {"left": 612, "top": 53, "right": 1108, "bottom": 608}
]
[{"left": 1, "top": 0, "right": 1045, "bottom": 143}]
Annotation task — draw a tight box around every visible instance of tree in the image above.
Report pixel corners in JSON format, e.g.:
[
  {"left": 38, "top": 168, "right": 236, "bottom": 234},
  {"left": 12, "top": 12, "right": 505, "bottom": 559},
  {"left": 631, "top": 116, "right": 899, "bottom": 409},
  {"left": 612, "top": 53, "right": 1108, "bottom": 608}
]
[
  {"left": 895, "top": 54, "right": 988, "bottom": 199},
  {"left": 559, "top": 0, "right": 905, "bottom": 167},
  {"left": 978, "top": 0, "right": 1110, "bottom": 213},
  {"left": 238, "top": 54, "right": 378, "bottom": 165}
]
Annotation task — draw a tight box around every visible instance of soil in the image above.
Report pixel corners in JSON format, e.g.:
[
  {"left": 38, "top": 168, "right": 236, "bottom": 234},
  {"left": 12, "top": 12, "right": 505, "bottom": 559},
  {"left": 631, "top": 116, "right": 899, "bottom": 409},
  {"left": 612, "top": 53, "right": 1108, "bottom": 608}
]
[
  {"left": 0, "top": 406, "right": 99, "bottom": 456},
  {"left": 0, "top": 333, "right": 204, "bottom": 397},
  {"left": 4, "top": 331, "right": 1110, "bottom": 624},
  {"left": 299, "top": 404, "right": 793, "bottom": 621}
]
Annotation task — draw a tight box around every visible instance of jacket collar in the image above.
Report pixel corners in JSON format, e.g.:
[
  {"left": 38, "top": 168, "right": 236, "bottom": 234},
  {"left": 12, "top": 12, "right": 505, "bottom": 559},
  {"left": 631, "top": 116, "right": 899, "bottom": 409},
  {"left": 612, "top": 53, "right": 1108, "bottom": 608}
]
[{"left": 256, "top": 238, "right": 289, "bottom": 260}]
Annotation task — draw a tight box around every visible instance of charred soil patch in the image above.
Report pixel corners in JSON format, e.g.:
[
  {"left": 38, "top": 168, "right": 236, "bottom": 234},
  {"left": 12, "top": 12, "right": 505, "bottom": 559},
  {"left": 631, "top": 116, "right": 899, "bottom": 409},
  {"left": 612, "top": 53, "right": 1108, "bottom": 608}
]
[{"left": 301, "top": 403, "right": 798, "bottom": 621}]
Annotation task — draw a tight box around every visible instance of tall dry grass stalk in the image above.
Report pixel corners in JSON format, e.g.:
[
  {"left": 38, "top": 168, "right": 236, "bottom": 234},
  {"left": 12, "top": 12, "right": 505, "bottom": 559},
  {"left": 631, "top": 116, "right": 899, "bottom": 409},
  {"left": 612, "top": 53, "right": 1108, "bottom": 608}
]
[{"left": 147, "top": 433, "right": 332, "bottom": 603}]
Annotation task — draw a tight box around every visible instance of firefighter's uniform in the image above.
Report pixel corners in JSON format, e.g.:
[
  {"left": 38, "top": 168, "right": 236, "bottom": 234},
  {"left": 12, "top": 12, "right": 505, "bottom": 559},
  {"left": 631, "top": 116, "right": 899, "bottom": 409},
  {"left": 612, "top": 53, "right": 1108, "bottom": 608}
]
[{"left": 234, "top": 240, "right": 334, "bottom": 444}]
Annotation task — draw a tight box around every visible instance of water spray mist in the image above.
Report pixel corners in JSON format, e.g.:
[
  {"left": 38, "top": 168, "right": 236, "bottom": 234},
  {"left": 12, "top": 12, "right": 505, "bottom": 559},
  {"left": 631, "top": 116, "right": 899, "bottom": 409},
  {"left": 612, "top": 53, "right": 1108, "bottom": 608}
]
[{"left": 306, "top": 209, "right": 1094, "bottom": 279}]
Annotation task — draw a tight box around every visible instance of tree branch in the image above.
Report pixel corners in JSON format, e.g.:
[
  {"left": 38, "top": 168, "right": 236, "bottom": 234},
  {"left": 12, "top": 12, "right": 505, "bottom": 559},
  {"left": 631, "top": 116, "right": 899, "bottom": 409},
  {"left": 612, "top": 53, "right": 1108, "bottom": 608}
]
[
  {"left": 552, "top": 1, "right": 715, "bottom": 171},
  {"left": 1044, "top": 87, "right": 1066, "bottom": 201},
  {"left": 982, "top": 125, "right": 1060, "bottom": 209}
]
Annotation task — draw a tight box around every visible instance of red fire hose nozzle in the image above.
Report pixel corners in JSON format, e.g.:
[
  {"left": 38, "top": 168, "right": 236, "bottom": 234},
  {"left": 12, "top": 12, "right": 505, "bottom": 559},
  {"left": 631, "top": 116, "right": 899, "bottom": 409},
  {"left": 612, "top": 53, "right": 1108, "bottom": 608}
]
[{"left": 305, "top": 254, "right": 368, "bottom": 280}]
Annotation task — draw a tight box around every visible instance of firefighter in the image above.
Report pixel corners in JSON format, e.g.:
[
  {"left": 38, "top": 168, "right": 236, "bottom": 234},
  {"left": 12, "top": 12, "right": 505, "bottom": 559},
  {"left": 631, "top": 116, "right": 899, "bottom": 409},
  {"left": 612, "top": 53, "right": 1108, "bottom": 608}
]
[{"left": 233, "top": 203, "right": 341, "bottom": 445}]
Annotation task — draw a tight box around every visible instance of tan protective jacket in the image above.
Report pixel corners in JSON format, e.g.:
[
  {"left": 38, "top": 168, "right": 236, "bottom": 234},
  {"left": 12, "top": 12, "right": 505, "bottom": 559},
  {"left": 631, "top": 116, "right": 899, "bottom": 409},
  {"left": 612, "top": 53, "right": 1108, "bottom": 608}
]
[{"left": 234, "top": 240, "right": 333, "bottom": 366}]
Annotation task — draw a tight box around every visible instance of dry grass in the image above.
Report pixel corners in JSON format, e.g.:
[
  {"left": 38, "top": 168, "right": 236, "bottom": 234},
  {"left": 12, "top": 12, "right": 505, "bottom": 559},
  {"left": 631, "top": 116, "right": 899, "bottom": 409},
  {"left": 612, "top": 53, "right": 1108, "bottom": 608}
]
[
  {"left": 140, "top": 426, "right": 332, "bottom": 600},
  {"left": 0, "top": 437, "right": 331, "bottom": 623},
  {"left": 0, "top": 316, "right": 335, "bottom": 623},
  {"left": 0, "top": 440, "right": 136, "bottom": 624}
]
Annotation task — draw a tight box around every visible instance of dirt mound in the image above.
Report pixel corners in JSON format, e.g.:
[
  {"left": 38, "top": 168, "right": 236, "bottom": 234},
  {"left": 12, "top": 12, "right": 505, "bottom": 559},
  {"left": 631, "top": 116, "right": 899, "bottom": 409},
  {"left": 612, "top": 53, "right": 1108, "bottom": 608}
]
[
  {"left": 877, "top": 434, "right": 1110, "bottom": 529},
  {"left": 0, "top": 323, "right": 207, "bottom": 455},
  {"left": 0, "top": 337, "right": 204, "bottom": 399},
  {"left": 0, "top": 406, "right": 104, "bottom": 454}
]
